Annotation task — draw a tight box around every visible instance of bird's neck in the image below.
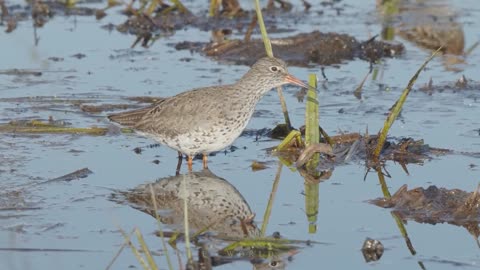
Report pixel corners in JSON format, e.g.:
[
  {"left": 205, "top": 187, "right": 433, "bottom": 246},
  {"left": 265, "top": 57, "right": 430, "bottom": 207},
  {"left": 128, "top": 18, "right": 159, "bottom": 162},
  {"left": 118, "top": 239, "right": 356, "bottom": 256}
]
[{"left": 235, "top": 73, "right": 273, "bottom": 99}]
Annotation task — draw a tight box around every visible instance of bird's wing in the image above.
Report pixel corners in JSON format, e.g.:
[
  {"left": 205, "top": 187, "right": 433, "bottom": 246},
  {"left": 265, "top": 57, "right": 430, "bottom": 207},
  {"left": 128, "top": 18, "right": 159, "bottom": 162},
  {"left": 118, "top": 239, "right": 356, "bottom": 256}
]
[
  {"left": 107, "top": 99, "right": 167, "bottom": 127},
  {"left": 134, "top": 85, "right": 231, "bottom": 136}
]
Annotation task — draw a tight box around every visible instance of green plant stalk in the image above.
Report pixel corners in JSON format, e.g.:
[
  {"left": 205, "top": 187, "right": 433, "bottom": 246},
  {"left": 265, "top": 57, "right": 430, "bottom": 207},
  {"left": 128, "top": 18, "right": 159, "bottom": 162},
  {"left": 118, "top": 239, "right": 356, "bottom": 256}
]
[
  {"left": 106, "top": 238, "right": 129, "bottom": 270},
  {"left": 276, "top": 130, "right": 303, "bottom": 151},
  {"left": 208, "top": 0, "right": 218, "bottom": 17},
  {"left": 0, "top": 125, "right": 106, "bottom": 135},
  {"left": 107, "top": 0, "right": 120, "bottom": 7},
  {"left": 381, "top": 0, "right": 400, "bottom": 15},
  {"left": 221, "top": 238, "right": 295, "bottom": 253},
  {"left": 376, "top": 167, "right": 391, "bottom": 198},
  {"left": 373, "top": 47, "right": 442, "bottom": 160},
  {"left": 149, "top": 185, "right": 174, "bottom": 270},
  {"left": 64, "top": 0, "right": 77, "bottom": 8},
  {"left": 353, "top": 70, "right": 370, "bottom": 98},
  {"left": 305, "top": 182, "right": 319, "bottom": 234},
  {"left": 167, "top": 231, "right": 180, "bottom": 248},
  {"left": 375, "top": 167, "right": 417, "bottom": 256},
  {"left": 279, "top": 98, "right": 292, "bottom": 130},
  {"left": 145, "top": 0, "right": 160, "bottom": 15},
  {"left": 319, "top": 126, "right": 334, "bottom": 147},
  {"left": 381, "top": 25, "right": 396, "bottom": 41},
  {"left": 260, "top": 162, "right": 283, "bottom": 236},
  {"left": 182, "top": 174, "right": 193, "bottom": 263},
  {"left": 0, "top": 120, "right": 134, "bottom": 135},
  {"left": 391, "top": 212, "right": 416, "bottom": 255},
  {"left": 254, "top": 0, "right": 291, "bottom": 130},
  {"left": 372, "top": 64, "right": 380, "bottom": 81},
  {"left": 2, "top": 126, "right": 134, "bottom": 135},
  {"left": 379, "top": 0, "right": 399, "bottom": 44},
  {"left": 254, "top": 0, "right": 272, "bottom": 57},
  {"left": 465, "top": 40, "right": 479, "bottom": 56},
  {"left": 119, "top": 228, "right": 150, "bottom": 270},
  {"left": 135, "top": 228, "right": 159, "bottom": 270},
  {"left": 305, "top": 74, "right": 320, "bottom": 171},
  {"left": 276, "top": 155, "right": 296, "bottom": 169},
  {"left": 169, "top": 0, "right": 188, "bottom": 13},
  {"left": 138, "top": 0, "right": 149, "bottom": 13},
  {"left": 305, "top": 74, "right": 319, "bottom": 145}
]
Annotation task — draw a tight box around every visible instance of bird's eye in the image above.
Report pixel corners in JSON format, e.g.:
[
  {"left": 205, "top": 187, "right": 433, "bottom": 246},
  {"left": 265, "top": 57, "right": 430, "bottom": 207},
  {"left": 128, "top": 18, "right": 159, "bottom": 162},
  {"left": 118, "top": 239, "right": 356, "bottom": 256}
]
[{"left": 270, "top": 66, "right": 279, "bottom": 72}]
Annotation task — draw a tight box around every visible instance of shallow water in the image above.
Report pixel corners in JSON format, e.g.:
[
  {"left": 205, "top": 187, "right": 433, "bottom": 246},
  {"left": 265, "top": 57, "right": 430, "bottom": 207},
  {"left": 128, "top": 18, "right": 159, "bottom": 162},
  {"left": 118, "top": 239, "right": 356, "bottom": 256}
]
[{"left": 1, "top": 0, "right": 480, "bottom": 269}]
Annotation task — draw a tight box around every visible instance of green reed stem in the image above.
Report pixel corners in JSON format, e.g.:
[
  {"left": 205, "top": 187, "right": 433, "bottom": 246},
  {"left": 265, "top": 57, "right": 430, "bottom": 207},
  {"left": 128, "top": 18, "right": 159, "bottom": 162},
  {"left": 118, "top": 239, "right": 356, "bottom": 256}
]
[
  {"left": 305, "top": 181, "right": 319, "bottom": 233},
  {"left": 305, "top": 74, "right": 319, "bottom": 145},
  {"left": 208, "top": 0, "right": 218, "bottom": 17},
  {"left": 373, "top": 47, "right": 442, "bottom": 160},
  {"left": 305, "top": 74, "right": 320, "bottom": 172},
  {"left": 135, "top": 228, "right": 159, "bottom": 270},
  {"left": 254, "top": 0, "right": 291, "bottom": 130},
  {"left": 182, "top": 174, "right": 193, "bottom": 264},
  {"left": 119, "top": 228, "right": 150, "bottom": 270},
  {"left": 149, "top": 185, "right": 174, "bottom": 270},
  {"left": 260, "top": 161, "right": 283, "bottom": 236},
  {"left": 276, "top": 130, "right": 303, "bottom": 151},
  {"left": 254, "top": 0, "right": 272, "bottom": 57},
  {"left": 374, "top": 166, "right": 417, "bottom": 257},
  {"left": 169, "top": 0, "right": 188, "bottom": 13},
  {"left": 106, "top": 234, "right": 129, "bottom": 270},
  {"left": 376, "top": 167, "right": 391, "bottom": 198}
]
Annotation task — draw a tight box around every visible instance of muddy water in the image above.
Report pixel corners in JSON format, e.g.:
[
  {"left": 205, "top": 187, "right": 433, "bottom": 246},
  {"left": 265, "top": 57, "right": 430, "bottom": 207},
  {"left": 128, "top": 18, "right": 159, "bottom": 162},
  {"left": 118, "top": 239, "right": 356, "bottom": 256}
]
[{"left": 1, "top": 0, "right": 480, "bottom": 269}]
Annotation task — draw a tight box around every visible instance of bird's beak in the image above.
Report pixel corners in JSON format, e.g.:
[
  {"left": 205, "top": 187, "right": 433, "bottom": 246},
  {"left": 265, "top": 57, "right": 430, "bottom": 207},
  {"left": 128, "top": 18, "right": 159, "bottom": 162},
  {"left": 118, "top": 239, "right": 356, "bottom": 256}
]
[{"left": 284, "top": 74, "right": 316, "bottom": 91}]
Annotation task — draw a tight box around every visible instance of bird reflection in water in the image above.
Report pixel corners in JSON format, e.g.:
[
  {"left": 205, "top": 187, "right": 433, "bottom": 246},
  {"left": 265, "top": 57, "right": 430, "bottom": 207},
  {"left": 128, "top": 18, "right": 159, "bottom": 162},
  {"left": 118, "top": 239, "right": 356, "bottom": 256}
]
[{"left": 110, "top": 168, "right": 258, "bottom": 239}]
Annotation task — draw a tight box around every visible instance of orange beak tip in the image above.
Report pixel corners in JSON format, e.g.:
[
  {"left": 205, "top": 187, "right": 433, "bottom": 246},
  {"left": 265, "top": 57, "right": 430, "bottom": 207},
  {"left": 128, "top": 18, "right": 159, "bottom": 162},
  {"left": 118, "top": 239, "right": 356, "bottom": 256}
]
[{"left": 285, "top": 74, "right": 313, "bottom": 90}]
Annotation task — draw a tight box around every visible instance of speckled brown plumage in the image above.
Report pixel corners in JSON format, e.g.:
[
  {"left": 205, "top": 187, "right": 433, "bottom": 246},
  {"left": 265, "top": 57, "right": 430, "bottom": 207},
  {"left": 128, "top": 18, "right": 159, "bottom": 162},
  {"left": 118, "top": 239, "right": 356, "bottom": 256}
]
[{"left": 108, "top": 57, "right": 308, "bottom": 170}]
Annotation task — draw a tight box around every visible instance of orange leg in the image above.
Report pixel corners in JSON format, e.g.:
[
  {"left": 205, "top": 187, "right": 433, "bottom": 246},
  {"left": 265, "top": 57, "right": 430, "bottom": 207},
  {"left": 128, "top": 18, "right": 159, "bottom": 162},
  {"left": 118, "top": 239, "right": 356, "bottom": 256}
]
[
  {"left": 202, "top": 154, "right": 208, "bottom": 169},
  {"left": 187, "top": 155, "right": 193, "bottom": 172}
]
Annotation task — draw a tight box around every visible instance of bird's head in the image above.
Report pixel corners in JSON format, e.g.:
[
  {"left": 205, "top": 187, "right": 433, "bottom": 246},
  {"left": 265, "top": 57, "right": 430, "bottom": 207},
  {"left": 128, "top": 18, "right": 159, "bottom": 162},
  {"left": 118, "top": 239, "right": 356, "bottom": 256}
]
[{"left": 246, "top": 57, "right": 310, "bottom": 91}]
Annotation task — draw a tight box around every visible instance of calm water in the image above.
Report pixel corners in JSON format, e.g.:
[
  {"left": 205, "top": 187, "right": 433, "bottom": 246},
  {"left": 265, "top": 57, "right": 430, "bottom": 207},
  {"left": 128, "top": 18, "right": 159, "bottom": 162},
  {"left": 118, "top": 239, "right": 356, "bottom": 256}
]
[{"left": 1, "top": 0, "right": 479, "bottom": 269}]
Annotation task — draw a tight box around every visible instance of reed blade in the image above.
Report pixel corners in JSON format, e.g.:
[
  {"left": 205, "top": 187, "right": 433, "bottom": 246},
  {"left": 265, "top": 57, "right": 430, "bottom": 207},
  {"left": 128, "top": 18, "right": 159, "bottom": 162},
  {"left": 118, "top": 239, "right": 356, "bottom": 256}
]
[{"left": 373, "top": 47, "right": 442, "bottom": 160}]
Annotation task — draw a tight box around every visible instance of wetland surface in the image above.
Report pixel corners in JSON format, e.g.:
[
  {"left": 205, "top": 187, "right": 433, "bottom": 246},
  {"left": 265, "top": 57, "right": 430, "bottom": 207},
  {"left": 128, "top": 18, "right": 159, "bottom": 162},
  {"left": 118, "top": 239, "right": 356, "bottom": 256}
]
[{"left": 1, "top": 0, "right": 480, "bottom": 269}]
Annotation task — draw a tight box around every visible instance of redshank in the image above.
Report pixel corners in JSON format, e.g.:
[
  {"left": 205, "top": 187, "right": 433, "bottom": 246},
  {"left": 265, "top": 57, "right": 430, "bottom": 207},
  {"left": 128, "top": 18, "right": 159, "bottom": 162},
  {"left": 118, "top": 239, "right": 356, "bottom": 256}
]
[{"left": 108, "top": 57, "right": 309, "bottom": 171}]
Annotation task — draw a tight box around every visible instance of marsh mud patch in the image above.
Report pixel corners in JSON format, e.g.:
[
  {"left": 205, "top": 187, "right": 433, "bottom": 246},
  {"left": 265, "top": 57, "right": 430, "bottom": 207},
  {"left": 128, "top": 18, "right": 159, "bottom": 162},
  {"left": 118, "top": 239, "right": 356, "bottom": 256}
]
[
  {"left": 371, "top": 184, "right": 480, "bottom": 241},
  {"left": 175, "top": 31, "right": 404, "bottom": 66},
  {"left": 273, "top": 132, "right": 456, "bottom": 176},
  {"left": 418, "top": 75, "right": 480, "bottom": 94},
  {"left": 113, "top": 0, "right": 345, "bottom": 39},
  {"left": 0, "top": 0, "right": 100, "bottom": 31}
]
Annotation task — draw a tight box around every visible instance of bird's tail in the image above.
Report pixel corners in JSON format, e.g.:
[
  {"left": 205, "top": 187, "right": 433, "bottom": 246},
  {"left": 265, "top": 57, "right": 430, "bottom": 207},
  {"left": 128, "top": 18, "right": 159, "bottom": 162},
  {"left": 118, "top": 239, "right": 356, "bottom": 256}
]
[{"left": 107, "top": 106, "right": 152, "bottom": 127}]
